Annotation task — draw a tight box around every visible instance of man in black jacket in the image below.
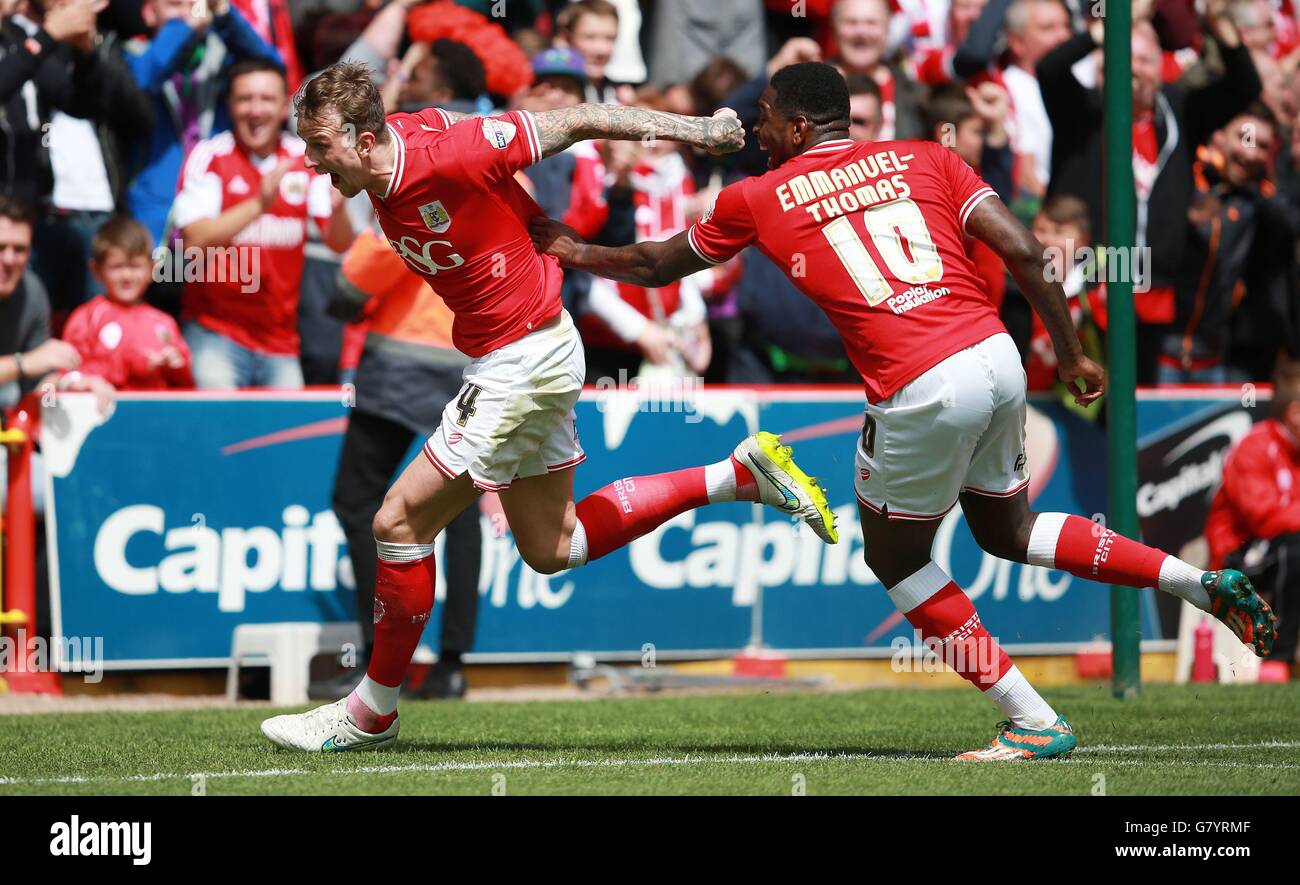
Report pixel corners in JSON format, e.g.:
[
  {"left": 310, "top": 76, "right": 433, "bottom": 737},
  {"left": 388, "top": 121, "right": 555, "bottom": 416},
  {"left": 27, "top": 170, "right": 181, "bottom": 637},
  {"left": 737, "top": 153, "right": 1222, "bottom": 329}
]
[
  {"left": 28, "top": 0, "right": 153, "bottom": 328},
  {"left": 1157, "top": 105, "right": 1296, "bottom": 382},
  {"left": 0, "top": 0, "right": 103, "bottom": 201},
  {"left": 1037, "top": 1, "right": 1261, "bottom": 383}
]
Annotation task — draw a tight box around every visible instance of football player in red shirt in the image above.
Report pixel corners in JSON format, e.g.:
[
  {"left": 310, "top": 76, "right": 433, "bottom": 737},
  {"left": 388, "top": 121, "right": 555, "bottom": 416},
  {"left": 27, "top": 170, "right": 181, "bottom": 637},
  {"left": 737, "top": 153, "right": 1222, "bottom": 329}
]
[
  {"left": 532, "top": 62, "right": 1279, "bottom": 760},
  {"left": 261, "top": 62, "right": 839, "bottom": 752}
]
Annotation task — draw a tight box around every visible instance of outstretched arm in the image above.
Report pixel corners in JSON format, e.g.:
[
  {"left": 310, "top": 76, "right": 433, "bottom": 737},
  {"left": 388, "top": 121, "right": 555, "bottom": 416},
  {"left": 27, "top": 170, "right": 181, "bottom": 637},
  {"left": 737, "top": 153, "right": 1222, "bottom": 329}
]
[
  {"left": 530, "top": 217, "right": 711, "bottom": 288},
  {"left": 532, "top": 104, "right": 744, "bottom": 159},
  {"left": 436, "top": 104, "right": 743, "bottom": 159},
  {"left": 966, "top": 197, "right": 1105, "bottom": 406}
]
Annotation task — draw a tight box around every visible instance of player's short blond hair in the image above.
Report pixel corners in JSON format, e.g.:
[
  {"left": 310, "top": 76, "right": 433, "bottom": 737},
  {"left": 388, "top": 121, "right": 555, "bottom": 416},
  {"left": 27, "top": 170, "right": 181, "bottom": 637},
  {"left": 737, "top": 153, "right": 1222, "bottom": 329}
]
[{"left": 295, "top": 61, "right": 388, "bottom": 142}]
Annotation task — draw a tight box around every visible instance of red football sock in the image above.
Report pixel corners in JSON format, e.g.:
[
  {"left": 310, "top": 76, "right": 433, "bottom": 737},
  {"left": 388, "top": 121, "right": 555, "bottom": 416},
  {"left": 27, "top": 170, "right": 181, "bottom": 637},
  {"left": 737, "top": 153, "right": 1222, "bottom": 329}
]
[
  {"left": 366, "top": 555, "right": 435, "bottom": 689},
  {"left": 897, "top": 580, "right": 1012, "bottom": 690},
  {"left": 576, "top": 467, "right": 711, "bottom": 562},
  {"left": 1050, "top": 514, "right": 1167, "bottom": 588},
  {"left": 731, "top": 454, "right": 759, "bottom": 502}
]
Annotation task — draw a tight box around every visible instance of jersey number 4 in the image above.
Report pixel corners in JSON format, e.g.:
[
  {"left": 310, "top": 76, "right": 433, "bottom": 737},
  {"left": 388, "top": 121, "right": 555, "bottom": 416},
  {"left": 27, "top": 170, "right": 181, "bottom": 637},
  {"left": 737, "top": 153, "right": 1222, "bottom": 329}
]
[
  {"left": 455, "top": 384, "right": 482, "bottom": 427},
  {"left": 821, "top": 199, "right": 943, "bottom": 305}
]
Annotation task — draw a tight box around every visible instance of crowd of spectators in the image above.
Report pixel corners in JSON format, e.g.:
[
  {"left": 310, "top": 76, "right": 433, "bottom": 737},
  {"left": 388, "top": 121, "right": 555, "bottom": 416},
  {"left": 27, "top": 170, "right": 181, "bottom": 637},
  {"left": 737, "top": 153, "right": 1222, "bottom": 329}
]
[{"left": 0, "top": 0, "right": 1299, "bottom": 407}]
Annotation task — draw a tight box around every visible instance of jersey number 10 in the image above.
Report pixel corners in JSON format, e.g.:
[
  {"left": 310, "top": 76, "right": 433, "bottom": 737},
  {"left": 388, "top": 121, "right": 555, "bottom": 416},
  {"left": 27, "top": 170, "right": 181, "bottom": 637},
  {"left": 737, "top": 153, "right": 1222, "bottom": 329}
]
[{"left": 821, "top": 199, "right": 944, "bottom": 305}]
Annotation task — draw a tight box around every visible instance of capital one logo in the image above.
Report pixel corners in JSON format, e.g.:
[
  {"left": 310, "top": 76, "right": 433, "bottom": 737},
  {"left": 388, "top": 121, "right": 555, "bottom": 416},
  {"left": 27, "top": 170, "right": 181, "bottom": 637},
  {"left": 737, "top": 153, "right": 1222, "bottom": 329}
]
[{"left": 389, "top": 235, "right": 465, "bottom": 275}]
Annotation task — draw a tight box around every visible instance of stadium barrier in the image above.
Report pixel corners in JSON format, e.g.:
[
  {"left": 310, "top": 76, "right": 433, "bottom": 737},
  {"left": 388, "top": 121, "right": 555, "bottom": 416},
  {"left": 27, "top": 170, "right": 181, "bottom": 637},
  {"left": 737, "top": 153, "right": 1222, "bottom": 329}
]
[
  {"left": 1, "top": 392, "right": 61, "bottom": 693},
  {"left": 20, "top": 385, "right": 1264, "bottom": 670}
]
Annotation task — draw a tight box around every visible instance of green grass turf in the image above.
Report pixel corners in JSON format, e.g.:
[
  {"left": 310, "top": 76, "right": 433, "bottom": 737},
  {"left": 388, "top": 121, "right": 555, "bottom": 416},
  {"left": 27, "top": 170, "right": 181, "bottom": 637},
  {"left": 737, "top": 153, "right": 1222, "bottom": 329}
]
[{"left": 1, "top": 683, "right": 1297, "bottom": 795}]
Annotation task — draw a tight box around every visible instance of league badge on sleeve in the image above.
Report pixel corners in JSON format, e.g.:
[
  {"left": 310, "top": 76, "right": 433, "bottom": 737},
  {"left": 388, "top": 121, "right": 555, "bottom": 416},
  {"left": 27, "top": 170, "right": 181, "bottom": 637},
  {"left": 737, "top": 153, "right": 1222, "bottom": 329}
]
[
  {"left": 481, "top": 117, "right": 518, "bottom": 149},
  {"left": 419, "top": 201, "right": 452, "bottom": 234}
]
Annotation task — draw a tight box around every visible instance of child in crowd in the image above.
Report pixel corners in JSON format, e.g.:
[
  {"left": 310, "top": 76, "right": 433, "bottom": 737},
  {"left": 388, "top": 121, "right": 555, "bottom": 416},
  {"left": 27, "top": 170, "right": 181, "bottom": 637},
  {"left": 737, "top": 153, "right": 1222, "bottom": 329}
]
[{"left": 62, "top": 216, "right": 194, "bottom": 390}]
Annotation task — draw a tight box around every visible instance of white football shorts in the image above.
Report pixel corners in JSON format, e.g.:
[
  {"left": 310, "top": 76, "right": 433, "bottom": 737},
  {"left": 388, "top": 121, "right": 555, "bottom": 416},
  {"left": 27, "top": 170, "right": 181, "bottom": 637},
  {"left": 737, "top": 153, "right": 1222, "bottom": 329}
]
[
  {"left": 424, "top": 310, "right": 586, "bottom": 491},
  {"left": 854, "top": 332, "right": 1030, "bottom": 520}
]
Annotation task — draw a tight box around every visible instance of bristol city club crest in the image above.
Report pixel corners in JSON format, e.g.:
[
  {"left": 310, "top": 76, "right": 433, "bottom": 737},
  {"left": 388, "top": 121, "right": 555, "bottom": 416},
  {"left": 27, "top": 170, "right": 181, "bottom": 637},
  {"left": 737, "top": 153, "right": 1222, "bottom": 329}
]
[
  {"left": 418, "top": 200, "right": 452, "bottom": 233},
  {"left": 279, "top": 170, "right": 309, "bottom": 205}
]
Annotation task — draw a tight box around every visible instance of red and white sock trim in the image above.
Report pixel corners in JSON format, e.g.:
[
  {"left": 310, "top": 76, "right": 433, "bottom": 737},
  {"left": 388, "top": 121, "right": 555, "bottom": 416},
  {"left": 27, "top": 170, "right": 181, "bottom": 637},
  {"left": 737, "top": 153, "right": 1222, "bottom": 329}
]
[
  {"left": 886, "top": 561, "right": 952, "bottom": 614},
  {"left": 704, "top": 460, "right": 736, "bottom": 502},
  {"left": 567, "top": 518, "right": 589, "bottom": 569},
  {"left": 1026, "top": 511, "right": 1068, "bottom": 568},
  {"left": 1159, "top": 557, "right": 1211, "bottom": 612},
  {"left": 375, "top": 540, "right": 434, "bottom": 563},
  {"left": 354, "top": 674, "right": 400, "bottom": 716}
]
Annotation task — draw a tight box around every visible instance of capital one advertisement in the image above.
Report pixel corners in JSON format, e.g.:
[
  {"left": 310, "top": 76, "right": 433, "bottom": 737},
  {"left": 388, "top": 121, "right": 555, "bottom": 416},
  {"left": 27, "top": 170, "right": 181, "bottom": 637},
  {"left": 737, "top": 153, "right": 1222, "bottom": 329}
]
[{"left": 45, "top": 387, "right": 1236, "bottom": 668}]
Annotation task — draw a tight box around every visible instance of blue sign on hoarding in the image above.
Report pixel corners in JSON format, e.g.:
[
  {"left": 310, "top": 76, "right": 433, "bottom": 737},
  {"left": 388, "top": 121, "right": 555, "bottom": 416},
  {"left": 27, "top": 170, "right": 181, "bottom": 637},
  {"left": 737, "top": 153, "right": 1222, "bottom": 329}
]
[{"left": 50, "top": 389, "right": 1214, "bottom": 668}]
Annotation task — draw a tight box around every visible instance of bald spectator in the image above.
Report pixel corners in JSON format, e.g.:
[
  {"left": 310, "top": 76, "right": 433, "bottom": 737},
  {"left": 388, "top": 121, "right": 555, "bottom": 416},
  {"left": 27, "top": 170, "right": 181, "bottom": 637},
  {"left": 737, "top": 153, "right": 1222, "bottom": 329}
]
[
  {"left": 1230, "top": 0, "right": 1282, "bottom": 54},
  {"left": 1005, "top": 0, "right": 1072, "bottom": 197}
]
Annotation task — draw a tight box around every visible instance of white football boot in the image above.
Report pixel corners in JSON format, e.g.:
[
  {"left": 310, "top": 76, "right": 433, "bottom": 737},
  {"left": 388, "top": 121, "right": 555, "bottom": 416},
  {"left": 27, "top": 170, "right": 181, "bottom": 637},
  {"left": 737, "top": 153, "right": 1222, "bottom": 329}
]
[
  {"left": 261, "top": 698, "right": 399, "bottom": 752},
  {"left": 733, "top": 431, "right": 838, "bottom": 544}
]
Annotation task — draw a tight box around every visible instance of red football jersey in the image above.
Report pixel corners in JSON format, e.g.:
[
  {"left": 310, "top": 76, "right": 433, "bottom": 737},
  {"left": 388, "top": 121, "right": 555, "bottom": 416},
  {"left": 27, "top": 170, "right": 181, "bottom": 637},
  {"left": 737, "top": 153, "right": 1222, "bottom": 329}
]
[
  {"left": 688, "top": 138, "right": 1007, "bottom": 402},
  {"left": 174, "top": 131, "right": 333, "bottom": 356},
  {"left": 62, "top": 295, "right": 194, "bottom": 390},
  {"left": 369, "top": 107, "right": 562, "bottom": 357}
]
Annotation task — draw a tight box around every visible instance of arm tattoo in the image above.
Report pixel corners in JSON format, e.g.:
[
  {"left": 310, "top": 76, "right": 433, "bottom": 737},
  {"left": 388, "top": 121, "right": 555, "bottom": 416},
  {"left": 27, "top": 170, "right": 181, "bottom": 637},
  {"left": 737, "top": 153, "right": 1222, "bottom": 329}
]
[{"left": 532, "top": 104, "right": 744, "bottom": 159}]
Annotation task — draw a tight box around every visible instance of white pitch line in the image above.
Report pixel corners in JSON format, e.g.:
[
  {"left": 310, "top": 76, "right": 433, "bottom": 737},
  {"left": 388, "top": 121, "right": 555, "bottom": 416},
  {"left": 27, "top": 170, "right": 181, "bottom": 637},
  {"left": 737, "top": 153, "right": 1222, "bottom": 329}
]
[
  {"left": 1076, "top": 740, "right": 1300, "bottom": 754},
  {"left": 1059, "top": 759, "right": 1300, "bottom": 771},
  {"left": 0, "top": 753, "right": 904, "bottom": 787},
  {"left": 1, "top": 740, "right": 1298, "bottom": 788}
]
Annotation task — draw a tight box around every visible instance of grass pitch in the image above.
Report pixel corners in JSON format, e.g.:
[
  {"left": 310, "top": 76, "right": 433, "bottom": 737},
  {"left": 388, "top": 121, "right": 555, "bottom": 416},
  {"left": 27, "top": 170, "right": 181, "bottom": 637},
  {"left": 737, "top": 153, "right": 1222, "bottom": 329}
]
[{"left": 1, "top": 683, "right": 1297, "bottom": 796}]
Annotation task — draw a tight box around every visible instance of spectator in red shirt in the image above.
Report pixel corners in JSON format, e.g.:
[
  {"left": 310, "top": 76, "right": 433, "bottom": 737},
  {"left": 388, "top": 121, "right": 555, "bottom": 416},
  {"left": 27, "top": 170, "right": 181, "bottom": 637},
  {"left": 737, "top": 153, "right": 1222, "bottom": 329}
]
[
  {"left": 62, "top": 217, "right": 194, "bottom": 390},
  {"left": 1205, "top": 362, "right": 1300, "bottom": 672},
  {"left": 174, "top": 57, "right": 353, "bottom": 389}
]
